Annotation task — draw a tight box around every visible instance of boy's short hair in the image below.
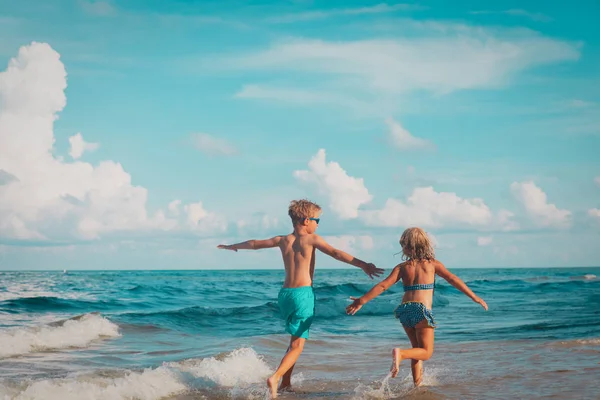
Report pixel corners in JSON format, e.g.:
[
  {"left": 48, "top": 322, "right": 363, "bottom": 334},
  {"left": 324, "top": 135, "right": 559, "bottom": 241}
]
[{"left": 288, "top": 199, "right": 321, "bottom": 225}]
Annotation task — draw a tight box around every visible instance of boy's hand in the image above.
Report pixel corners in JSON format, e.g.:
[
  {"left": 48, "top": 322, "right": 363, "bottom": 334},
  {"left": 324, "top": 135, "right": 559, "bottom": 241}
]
[
  {"left": 345, "top": 297, "right": 363, "bottom": 315},
  {"left": 217, "top": 244, "right": 237, "bottom": 252},
  {"left": 475, "top": 297, "right": 488, "bottom": 311},
  {"left": 361, "top": 263, "right": 384, "bottom": 279}
]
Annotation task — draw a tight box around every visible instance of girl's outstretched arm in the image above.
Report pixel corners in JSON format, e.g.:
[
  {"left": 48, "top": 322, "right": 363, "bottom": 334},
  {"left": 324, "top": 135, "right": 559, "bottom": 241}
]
[
  {"left": 435, "top": 261, "right": 488, "bottom": 310},
  {"left": 346, "top": 265, "right": 402, "bottom": 315}
]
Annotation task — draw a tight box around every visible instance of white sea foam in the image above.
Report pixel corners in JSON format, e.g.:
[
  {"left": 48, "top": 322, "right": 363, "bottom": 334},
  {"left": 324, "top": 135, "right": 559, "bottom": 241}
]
[
  {"left": 352, "top": 366, "right": 442, "bottom": 399},
  {"left": 0, "top": 366, "right": 186, "bottom": 400},
  {"left": 552, "top": 338, "right": 600, "bottom": 348},
  {"left": 173, "top": 347, "right": 273, "bottom": 387},
  {"left": 0, "top": 282, "right": 94, "bottom": 301},
  {"left": 583, "top": 274, "right": 597, "bottom": 280},
  {"left": 0, "top": 313, "right": 120, "bottom": 358},
  {"left": 1, "top": 347, "right": 274, "bottom": 400}
]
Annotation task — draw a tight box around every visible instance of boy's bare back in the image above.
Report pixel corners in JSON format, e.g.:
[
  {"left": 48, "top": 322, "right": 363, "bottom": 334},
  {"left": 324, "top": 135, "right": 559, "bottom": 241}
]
[
  {"left": 278, "top": 232, "right": 348, "bottom": 288},
  {"left": 278, "top": 233, "right": 316, "bottom": 288}
]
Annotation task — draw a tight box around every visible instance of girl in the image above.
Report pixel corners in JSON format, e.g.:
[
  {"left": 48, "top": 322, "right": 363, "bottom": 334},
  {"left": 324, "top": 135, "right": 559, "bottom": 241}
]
[{"left": 346, "top": 227, "right": 488, "bottom": 385}]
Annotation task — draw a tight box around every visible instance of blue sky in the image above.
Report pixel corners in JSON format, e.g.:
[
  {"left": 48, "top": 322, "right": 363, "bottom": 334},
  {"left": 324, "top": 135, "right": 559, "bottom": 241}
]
[{"left": 0, "top": 0, "right": 598, "bottom": 270}]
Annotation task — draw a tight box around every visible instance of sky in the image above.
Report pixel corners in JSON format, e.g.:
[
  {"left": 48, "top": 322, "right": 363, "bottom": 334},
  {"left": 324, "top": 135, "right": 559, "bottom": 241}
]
[{"left": 0, "top": 0, "right": 599, "bottom": 270}]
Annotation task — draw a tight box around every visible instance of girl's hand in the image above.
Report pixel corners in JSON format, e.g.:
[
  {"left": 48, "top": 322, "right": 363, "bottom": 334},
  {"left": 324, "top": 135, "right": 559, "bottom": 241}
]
[
  {"left": 475, "top": 297, "right": 488, "bottom": 311},
  {"left": 345, "top": 297, "right": 363, "bottom": 315},
  {"left": 217, "top": 244, "right": 237, "bottom": 252}
]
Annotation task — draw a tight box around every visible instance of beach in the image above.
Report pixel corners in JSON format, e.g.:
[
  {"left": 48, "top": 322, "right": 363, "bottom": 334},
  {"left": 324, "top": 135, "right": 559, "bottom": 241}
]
[{"left": 1, "top": 268, "right": 599, "bottom": 399}]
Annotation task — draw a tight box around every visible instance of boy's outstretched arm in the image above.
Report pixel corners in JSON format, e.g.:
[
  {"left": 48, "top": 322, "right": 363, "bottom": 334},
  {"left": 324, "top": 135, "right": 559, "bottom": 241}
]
[
  {"left": 217, "top": 236, "right": 281, "bottom": 251},
  {"left": 313, "top": 235, "right": 384, "bottom": 279},
  {"left": 346, "top": 266, "right": 401, "bottom": 315},
  {"left": 435, "top": 261, "right": 488, "bottom": 310}
]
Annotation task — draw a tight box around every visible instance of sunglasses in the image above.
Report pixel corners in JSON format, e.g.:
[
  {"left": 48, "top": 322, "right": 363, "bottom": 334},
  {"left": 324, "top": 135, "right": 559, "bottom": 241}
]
[{"left": 308, "top": 217, "right": 320, "bottom": 224}]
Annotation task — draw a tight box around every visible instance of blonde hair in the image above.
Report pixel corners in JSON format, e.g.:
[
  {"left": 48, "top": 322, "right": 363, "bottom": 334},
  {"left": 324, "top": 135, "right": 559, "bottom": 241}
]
[
  {"left": 399, "top": 227, "right": 435, "bottom": 261},
  {"left": 288, "top": 199, "right": 321, "bottom": 225}
]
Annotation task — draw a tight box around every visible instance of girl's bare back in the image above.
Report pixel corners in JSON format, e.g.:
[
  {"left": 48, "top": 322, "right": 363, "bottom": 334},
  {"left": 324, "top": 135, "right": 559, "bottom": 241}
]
[{"left": 400, "top": 260, "right": 438, "bottom": 309}]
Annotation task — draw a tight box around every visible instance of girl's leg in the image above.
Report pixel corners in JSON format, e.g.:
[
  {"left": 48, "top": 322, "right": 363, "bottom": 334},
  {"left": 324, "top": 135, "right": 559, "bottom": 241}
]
[
  {"left": 392, "top": 321, "right": 434, "bottom": 377},
  {"left": 402, "top": 326, "right": 424, "bottom": 386}
]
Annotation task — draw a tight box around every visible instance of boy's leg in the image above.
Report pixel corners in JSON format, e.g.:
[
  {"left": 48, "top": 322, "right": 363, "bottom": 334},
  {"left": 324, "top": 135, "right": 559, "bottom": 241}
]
[
  {"left": 402, "top": 326, "right": 424, "bottom": 385},
  {"left": 279, "top": 337, "right": 298, "bottom": 391},
  {"left": 267, "top": 335, "right": 305, "bottom": 398}
]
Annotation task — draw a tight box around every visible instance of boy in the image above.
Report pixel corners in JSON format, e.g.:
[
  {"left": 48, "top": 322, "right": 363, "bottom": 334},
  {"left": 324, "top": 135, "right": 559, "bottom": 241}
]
[{"left": 218, "top": 199, "right": 383, "bottom": 398}]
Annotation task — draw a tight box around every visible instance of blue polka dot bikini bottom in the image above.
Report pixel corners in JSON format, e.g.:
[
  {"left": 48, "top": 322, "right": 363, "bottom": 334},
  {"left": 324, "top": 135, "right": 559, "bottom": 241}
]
[{"left": 394, "top": 301, "right": 437, "bottom": 328}]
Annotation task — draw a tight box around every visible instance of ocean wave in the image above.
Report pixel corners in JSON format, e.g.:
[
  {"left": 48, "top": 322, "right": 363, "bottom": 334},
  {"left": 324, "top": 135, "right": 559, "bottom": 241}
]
[
  {"left": 0, "top": 366, "right": 185, "bottom": 400},
  {"left": 0, "top": 296, "right": 119, "bottom": 312},
  {"left": 0, "top": 347, "right": 273, "bottom": 400},
  {"left": 127, "top": 284, "right": 187, "bottom": 295},
  {"left": 171, "top": 347, "right": 273, "bottom": 387},
  {"left": 0, "top": 283, "right": 95, "bottom": 302},
  {"left": 0, "top": 313, "right": 120, "bottom": 358}
]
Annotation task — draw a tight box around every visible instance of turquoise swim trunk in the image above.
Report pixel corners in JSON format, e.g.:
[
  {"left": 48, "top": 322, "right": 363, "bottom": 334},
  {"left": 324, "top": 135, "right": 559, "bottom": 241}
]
[{"left": 278, "top": 286, "right": 315, "bottom": 339}]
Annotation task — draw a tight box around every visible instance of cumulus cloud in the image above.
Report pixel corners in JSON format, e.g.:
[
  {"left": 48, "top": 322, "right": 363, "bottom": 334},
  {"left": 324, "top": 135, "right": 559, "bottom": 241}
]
[
  {"left": 191, "top": 133, "right": 237, "bottom": 156},
  {"left": 236, "top": 213, "right": 280, "bottom": 235},
  {"left": 386, "top": 118, "right": 433, "bottom": 150},
  {"left": 293, "top": 149, "right": 372, "bottom": 219},
  {"left": 0, "top": 42, "right": 223, "bottom": 241},
  {"left": 477, "top": 236, "right": 493, "bottom": 246},
  {"left": 324, "top": 235, "right": 374, "bottom": 253},
  {"left": 588, "top": 209, "right": 600, "bottom": 219},
  {"left": 360, "top": 187, "right": 499, "bottom": 229},
  {"left": 68, "top": 132, "right": 99, "bottom": 159},
  {"left": 167, "top": 200, "right": 182, "bottom": 216},
  {"left": 510, "top": 181, "right": 571, "bottom": 228}
]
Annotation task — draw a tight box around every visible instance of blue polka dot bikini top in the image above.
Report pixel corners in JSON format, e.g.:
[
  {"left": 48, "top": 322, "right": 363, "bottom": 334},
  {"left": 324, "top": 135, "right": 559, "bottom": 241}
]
[{"left": 403, "top": 282, "right": 435, "bottom": 291}]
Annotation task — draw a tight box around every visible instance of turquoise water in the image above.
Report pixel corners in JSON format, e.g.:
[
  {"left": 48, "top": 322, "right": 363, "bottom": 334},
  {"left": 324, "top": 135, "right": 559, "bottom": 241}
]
[{"left": 1, "top": 268, "right": 599, "bottom": 399}]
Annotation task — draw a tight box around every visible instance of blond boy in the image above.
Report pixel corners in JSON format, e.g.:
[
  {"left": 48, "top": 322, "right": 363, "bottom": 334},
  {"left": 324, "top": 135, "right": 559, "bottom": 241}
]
[{"left": 218, "top": 199, "right": 383, "bottom": 398}]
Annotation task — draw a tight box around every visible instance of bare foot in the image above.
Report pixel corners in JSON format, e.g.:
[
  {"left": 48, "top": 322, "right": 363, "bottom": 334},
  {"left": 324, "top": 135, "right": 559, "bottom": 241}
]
[
  {"left": 267, "top": 375, "right": 279, "bottom": 398},
  {"left": 413, "top": 361, "right": 423, "bottom": 386},
  {"left": 391, "top": 348, "right": 402, "bottom": 378}
]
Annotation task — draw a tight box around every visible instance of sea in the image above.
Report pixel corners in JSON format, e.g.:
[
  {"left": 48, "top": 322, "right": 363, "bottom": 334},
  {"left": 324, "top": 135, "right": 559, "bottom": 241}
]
[{"left": 1, "top": 268, "right": 599, "bottom": 400}]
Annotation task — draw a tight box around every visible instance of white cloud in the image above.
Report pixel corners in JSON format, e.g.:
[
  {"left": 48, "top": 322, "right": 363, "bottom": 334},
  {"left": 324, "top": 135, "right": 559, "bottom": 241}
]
[
  {"left": 357, "top": 235, "right": 374, "bottom": 250},
  {"left": 236, "top": 213, "right": 280, "bottom": 233},
  {"left": 386, "top": 118, "right": 433, "bottom": 150},
  {"left": 191, "top": 133, "right": 237, "bottom": 156},
  {"left": 595, "top": 176, "right": 600, "bottom": 187},
  {"left": 267, "top": 3, "right": 423, "bottom": 23},
  {"left": 470, "top": 9, "right": 552, "bottom": 22},
  {"left": 323, "top": 235, "right": 374, "bottom": 253},
  {"left": 228, "top": 28, "right": 579, "bottom": 95},
  {"left": 293, "top": 149, "right": 372, "bottom": 219},
  {"left": 588, "top": 209, "right": 600, "bottom": 219},
  {"left": 510, "top": 181, "right": 571, "bottom": 228},
  {"left": 0, "top": 42, "right": 222, "bottom": 241},
  {"left": 68, "top": 132, "right": 99, "bottom": 159},
  {"left": 477, "top": 236, "right": 493, "bottom": 246},
  {"left": 168, "top": 199, "right": 181, "bottom": 216},
  {"left": 360, "top": 186, "right": 515, "bottom": 230},
  {"left": 183, "top": 201, "right": 227, "bottom": 234}
]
